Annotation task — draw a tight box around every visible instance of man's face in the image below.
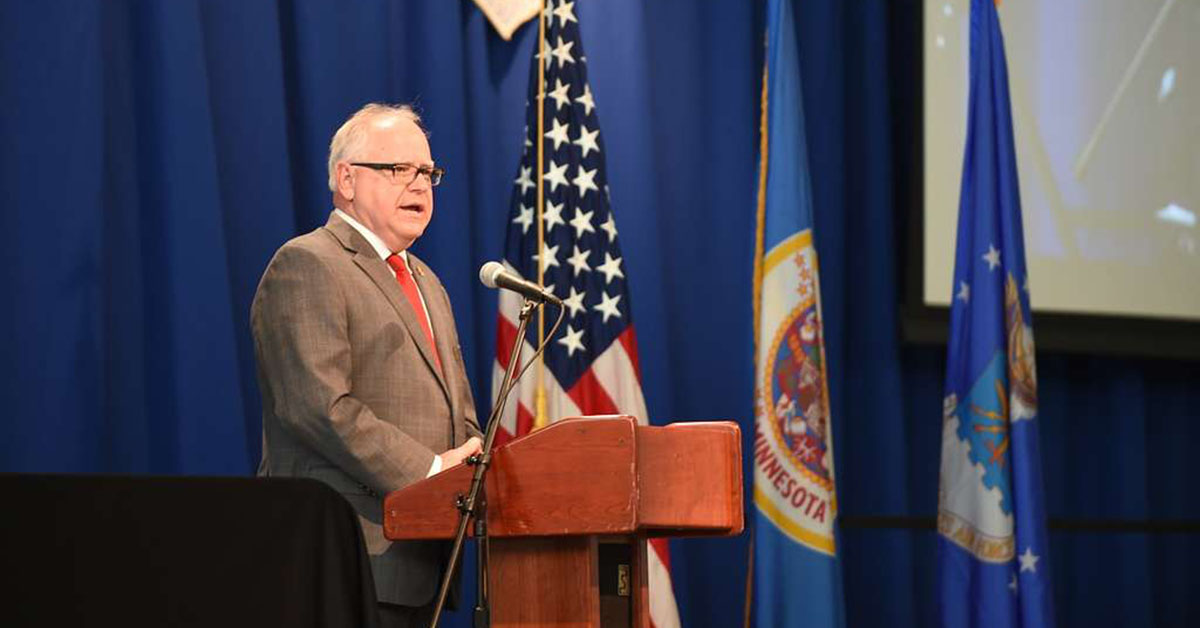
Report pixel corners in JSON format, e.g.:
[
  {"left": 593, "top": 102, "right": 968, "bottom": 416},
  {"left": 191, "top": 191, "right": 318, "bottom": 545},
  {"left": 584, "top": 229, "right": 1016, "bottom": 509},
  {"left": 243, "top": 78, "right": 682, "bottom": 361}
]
[{"left": 343, "top": 117, "right": 434, "bottom": 252}]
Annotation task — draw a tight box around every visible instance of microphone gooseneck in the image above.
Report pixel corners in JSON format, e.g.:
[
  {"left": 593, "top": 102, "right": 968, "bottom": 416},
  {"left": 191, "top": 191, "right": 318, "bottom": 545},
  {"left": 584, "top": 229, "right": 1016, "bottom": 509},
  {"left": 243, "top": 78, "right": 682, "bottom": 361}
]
[{"left": 478, "top": 261, "right": 563, "bottom": 305}]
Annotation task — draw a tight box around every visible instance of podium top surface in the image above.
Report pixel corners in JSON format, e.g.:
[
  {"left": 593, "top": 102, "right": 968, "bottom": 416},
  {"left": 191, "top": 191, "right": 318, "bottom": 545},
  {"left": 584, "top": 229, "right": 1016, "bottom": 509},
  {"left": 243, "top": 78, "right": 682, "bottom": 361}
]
[{"left": 383, "top": 416, "right": 743, "bottom": 540}]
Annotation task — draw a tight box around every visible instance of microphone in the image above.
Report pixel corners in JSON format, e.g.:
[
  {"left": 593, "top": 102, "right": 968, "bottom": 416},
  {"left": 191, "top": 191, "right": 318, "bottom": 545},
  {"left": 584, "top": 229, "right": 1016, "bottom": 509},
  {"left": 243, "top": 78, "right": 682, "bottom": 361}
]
[{"left": 479, "top": 261, "right": 562, "bottom": 305}]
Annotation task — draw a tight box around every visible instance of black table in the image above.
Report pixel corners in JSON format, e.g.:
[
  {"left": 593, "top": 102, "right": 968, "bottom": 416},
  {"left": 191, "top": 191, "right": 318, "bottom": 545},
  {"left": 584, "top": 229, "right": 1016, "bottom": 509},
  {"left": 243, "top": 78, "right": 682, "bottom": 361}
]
[{"left": 1, "top": 474, "right": 380, "bottom": 627}]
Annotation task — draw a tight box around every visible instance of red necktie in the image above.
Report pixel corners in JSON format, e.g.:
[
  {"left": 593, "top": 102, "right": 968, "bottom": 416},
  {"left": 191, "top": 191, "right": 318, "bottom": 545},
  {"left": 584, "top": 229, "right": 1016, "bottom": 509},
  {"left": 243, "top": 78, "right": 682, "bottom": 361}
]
[{"left": 386, "top": 254, "right": 442, "bottom": 373}]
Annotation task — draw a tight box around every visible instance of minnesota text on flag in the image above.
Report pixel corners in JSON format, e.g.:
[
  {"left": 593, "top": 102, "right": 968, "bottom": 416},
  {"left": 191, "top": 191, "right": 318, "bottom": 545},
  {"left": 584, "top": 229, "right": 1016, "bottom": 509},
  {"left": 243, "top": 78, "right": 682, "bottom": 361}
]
[
  {"left": 754, "top": 230, "right": 835, "bottom": 553},
  {"left": 751, "top": 0, "right": 845, "bottom": 626}
]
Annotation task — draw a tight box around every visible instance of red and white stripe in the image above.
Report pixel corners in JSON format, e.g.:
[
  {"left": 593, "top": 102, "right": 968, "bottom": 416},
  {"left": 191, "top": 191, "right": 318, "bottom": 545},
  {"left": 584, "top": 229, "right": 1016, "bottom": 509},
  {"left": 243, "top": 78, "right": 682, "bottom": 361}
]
[{"left": 491, "top": 289, "right": 681, "bottom": 628}]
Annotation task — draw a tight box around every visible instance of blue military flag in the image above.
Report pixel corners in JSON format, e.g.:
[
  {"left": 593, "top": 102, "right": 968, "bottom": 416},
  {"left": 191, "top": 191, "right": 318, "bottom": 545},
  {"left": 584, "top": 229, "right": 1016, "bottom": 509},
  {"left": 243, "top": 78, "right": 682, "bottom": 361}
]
[
  {"left": 937, "top": 1, "right": 1055, "bottom": 626},
  {"left": 751, "top": 0, "right": 845, "bottom": 626}
]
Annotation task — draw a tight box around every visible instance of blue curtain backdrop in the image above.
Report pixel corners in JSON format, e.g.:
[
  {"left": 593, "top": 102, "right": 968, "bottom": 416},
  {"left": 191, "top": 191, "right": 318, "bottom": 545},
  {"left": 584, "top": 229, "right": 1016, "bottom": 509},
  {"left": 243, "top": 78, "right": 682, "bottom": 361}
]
[{"left": 1, "top": 1, "right": 1196, "bottom": 626}]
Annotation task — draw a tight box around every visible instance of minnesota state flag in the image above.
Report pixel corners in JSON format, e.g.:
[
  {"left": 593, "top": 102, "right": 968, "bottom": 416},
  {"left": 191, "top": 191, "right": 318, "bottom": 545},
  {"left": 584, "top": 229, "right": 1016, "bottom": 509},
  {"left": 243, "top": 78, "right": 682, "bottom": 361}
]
[
  {"left": 937, "top": 1, "right": 1055, "bottom": 626},
  {"left": 751, "top": 0, "right": 845, "bottom": 625}
]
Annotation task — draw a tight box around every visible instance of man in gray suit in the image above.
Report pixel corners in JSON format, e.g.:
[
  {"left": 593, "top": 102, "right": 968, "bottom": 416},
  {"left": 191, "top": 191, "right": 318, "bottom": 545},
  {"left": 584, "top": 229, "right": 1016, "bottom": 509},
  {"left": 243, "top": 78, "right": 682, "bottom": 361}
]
[{"left": 252, "top": 103, "right": 483, "bottom": 627}]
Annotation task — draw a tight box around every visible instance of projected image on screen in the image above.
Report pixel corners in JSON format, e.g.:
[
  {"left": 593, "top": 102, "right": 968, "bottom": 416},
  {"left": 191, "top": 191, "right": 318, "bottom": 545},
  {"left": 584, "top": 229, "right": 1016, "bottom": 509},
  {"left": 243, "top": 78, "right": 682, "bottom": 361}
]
[{"left": 924, "top": 0, "right": 1200, "bottom": 321}]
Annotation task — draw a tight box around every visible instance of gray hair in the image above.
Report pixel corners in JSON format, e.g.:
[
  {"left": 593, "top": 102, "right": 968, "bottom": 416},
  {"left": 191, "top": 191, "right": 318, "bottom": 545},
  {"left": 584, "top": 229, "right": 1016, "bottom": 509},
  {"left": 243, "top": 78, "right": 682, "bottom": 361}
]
[{"left": 327, "top": 103, "right": 424, "bottom": 191}]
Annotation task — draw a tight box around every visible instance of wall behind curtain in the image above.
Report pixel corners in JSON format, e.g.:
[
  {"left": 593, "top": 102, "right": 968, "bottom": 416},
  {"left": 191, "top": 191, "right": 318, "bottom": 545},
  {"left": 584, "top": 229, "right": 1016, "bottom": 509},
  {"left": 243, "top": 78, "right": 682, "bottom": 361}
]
[{"left": 1, "top": 1, "right": 1195, "bottom": 626}]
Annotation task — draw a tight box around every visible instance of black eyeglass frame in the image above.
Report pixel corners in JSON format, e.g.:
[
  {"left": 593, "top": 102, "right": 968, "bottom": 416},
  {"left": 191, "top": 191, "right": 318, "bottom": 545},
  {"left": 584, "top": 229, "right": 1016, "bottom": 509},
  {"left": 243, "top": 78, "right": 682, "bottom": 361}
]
[{"left": 349, "top": 162, "right": 445, "bottom": 187}]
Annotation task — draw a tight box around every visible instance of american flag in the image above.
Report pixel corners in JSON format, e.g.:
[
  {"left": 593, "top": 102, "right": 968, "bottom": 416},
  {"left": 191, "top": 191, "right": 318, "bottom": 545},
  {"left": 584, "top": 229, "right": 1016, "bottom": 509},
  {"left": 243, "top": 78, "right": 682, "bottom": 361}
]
[{"left": 490, "top": 2, "right": 680, "bottom": 626}]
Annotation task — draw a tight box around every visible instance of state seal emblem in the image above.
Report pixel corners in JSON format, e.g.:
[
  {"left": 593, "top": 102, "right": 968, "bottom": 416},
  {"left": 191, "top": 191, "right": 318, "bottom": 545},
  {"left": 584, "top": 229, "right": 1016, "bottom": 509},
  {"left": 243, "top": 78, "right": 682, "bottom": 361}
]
[
  {"left": 767, "top": 306, "right": 832, "bottom": 486},
  {"left": 753, "top": 231, "right": 837, "bottom": 555}
]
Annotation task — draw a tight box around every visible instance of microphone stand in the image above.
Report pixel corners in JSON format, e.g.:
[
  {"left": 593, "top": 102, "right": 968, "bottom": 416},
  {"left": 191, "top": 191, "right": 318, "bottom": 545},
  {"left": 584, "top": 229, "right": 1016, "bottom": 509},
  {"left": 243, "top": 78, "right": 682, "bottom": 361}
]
[{"left": 428, "top": 298, "right": 538, "bottom": 628}]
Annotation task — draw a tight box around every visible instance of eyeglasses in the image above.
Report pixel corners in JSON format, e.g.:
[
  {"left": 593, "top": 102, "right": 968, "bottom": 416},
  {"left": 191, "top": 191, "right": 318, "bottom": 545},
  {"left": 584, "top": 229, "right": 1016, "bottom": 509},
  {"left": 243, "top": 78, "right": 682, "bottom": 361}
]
[{"left": 350, "top": 162, "right": 445, "bottom": 187}]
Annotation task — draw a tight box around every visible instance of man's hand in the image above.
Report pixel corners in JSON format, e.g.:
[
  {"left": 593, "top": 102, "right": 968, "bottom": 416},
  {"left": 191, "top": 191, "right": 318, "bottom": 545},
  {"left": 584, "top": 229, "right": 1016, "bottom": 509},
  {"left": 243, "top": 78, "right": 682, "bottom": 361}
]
[{"left": 439, "top": 436, "right": 483, "bottom": 470}]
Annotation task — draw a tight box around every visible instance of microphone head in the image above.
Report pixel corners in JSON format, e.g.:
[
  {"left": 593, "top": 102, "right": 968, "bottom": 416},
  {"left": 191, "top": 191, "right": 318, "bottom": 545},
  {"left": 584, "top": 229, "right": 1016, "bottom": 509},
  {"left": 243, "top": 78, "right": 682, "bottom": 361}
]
[{"left": 479, "top": 261, "right": 506, "bottom": 289}]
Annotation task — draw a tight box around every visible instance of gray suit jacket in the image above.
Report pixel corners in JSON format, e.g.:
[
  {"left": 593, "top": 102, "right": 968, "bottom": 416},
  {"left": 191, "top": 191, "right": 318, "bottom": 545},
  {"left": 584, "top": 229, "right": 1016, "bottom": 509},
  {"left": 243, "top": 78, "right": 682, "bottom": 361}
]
[{"left": 251, "top": 212, "right": 481, "bottom": 606}]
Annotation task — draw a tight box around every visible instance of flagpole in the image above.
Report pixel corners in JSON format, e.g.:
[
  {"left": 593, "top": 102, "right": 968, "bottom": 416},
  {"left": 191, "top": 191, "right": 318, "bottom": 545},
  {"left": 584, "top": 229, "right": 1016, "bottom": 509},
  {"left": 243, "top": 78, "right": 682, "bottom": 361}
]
[
  {"left": 534, "top": 0, "right": 549, "bottom": 428},
  {"left": 745, "top": 28, "right": 772, "bottom": 628},
  {"left": 752, "top": 36, "right": 770, "bottom": 381}
]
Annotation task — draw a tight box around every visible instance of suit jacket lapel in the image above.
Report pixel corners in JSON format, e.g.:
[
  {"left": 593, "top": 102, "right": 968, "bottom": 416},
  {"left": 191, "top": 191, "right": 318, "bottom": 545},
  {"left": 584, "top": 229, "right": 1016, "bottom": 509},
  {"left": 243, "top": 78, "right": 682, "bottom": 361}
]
[
  {"left": 323, "top": 214, "right": 452, "bottom": 403},
  {"left": 408, "top": 254, "right": 463, "bottom": 431}
]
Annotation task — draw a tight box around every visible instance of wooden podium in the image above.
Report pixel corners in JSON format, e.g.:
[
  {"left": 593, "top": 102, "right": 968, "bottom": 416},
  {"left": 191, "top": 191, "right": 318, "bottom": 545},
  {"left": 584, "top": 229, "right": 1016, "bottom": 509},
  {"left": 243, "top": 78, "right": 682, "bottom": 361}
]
[{"left": 383, "top": 415, "right": 743, "bottom": 628}]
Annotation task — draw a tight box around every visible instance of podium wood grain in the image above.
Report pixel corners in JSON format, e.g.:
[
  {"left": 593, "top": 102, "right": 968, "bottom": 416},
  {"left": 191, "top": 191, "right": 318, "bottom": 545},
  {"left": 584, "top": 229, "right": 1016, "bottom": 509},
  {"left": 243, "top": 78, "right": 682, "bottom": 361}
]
[{"left": 384, "top": 416, "right": 742, "bottom": 627}]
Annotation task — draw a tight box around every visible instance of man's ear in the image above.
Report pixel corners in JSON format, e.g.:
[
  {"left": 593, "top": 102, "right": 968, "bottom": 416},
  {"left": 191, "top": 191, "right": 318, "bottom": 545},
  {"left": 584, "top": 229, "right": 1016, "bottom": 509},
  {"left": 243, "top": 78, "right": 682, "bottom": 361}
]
[{"left": 336, "top": 162, "right": 355, "bottom": 200}]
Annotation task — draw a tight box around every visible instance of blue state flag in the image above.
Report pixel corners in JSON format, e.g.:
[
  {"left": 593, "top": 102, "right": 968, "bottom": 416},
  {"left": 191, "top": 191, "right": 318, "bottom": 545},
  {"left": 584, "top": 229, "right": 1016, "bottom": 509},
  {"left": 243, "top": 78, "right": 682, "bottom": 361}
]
[
  {"left": 937, "top": 1, "right": 1055, "bottom": 626},
  {"left": 751, "top": 0, "right": 845, "bottom": 625}
]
